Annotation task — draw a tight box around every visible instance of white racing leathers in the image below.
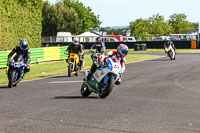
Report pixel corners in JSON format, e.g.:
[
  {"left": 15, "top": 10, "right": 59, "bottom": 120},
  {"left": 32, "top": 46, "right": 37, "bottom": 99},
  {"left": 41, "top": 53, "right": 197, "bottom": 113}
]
[{"left": 106, "top": 51, "right": 126, "bottom": 84}]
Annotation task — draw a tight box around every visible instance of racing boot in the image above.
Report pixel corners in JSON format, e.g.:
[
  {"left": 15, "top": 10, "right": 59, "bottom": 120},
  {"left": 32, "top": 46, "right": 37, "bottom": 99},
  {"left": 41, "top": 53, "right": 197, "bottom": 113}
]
[{"left": 115, "top": 77, "right": 122, "bottom": 85}]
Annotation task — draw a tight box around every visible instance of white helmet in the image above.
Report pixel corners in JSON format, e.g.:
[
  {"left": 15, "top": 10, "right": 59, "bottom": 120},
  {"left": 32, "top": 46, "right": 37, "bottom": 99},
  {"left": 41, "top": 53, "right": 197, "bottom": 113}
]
[{"left": 74, "top": 37, "right": 79, "bottom": 45}]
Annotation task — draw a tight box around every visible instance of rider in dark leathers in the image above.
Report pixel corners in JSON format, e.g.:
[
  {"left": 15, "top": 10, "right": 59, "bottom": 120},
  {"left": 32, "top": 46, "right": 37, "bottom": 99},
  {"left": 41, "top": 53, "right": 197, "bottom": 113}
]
[
  {"left": 7, "top": 40, "right": 30, "bottom": 78},
  {"left": 66, "top": 37, "right": 84, "bottom": 69},
  {"left": 86, "top": 37, "right": 106, "bottom": 80}
]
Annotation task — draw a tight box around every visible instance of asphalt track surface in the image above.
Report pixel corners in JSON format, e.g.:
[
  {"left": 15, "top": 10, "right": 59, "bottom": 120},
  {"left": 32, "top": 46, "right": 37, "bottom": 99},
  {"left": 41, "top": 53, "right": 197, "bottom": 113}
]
[{"left": 0, "top": 53, "right": 200, "bottom": 133}]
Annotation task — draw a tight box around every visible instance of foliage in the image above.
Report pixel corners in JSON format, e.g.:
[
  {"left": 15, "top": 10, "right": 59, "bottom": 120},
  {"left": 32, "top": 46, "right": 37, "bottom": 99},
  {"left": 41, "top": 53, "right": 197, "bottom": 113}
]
[
  {"left": 129, "top": 18, "right": 151, "bottom": 41},
  {"left": 148, "top": 14, "right": 173, "bottom": 35},
  {"left": 168, "top": 14, "right": 195, "bottom": 34},
  {"left": 42, "top": 0, "right": 101, "bottom": 36},
  {"left": 0, "top": 0, "right": 43, "bottom": 50},
  {"left": 99, "top": 27, "right": 129, "bottom": 35},
  {"left": 129, "top": 13, "right": 196, "bottom": 40}
]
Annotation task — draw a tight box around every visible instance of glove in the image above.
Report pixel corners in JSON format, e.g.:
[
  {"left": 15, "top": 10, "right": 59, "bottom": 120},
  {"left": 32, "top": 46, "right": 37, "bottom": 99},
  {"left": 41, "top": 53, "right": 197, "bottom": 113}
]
[{"left": 7, "top": 59, "right": 12, "bottom": 64}]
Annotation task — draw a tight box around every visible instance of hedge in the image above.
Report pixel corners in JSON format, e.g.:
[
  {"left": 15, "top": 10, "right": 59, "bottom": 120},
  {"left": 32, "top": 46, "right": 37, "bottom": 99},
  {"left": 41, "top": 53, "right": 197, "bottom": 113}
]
[{"left": 0, "top": 0, "right": 43, "bottom": 51}]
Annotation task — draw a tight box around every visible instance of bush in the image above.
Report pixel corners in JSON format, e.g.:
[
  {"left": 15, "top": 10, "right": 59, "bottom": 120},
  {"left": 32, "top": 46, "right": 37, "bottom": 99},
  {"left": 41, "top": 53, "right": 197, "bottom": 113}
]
[{"left": 0, "top": 0, "right": 43, "bottom": 50}]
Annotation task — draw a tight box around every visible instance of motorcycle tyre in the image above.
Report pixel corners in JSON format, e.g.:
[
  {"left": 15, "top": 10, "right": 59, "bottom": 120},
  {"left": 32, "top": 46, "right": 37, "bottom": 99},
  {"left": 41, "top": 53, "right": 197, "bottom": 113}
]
[
  {"left": 99, "top": 78, "right": 114, "bottom": 98},
  {"left": 8, "top": 71, "right": 16, "bottom": 88},
  {"left": 81, "top": 82, "right": 91, "bottom": 97},
  {"left": 68, "top": 63, "right": 72, "bottom": 77}
]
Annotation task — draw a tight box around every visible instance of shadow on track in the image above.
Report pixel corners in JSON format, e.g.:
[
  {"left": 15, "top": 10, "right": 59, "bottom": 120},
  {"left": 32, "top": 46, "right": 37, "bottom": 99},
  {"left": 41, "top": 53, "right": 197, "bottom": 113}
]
[
  {"left": 50, "top": 75, "right": 68, "bottom": 78},
  {"left": 0, "top": 85, "right": 9, "bottom": 89},
  {"left": 53, "top": 96, "right": 99, "bottom": 99},
  {"left": 149, "top": 58, "right": 171, "bottom": 62}
]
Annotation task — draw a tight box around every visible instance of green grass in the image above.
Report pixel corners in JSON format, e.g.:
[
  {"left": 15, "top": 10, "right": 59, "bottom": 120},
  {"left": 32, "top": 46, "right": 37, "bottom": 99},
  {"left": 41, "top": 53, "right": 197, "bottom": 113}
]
[{"left": 0, "top": 54, "right": 158, "bottom": 85}]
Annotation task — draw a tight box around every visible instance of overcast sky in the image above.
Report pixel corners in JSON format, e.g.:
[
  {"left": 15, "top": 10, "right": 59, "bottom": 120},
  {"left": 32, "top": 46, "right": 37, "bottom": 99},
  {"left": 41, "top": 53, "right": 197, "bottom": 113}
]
[{"left": 48, "top": 0, "right": 199, "bottom": 27}]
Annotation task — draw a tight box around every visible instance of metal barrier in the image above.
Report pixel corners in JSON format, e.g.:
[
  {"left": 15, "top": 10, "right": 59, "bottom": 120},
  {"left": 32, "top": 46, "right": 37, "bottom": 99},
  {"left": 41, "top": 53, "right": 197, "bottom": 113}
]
[{"left": 0, "top": 46, "right": 68, "bottom": 68}]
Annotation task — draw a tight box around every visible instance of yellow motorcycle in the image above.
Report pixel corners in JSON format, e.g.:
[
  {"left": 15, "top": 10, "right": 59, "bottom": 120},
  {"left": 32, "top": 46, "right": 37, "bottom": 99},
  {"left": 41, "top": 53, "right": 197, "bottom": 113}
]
[{"left": 67, "top": 53, "right": 80, "bottom": 77}]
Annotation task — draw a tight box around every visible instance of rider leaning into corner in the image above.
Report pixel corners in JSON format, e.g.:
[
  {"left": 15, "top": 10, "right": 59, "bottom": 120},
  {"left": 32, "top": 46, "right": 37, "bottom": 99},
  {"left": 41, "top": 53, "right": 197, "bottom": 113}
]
[
  {"left": 164, "top": 39, "right": 176, "bottom": 54},
  {"left": 86, "top": 43, "right": 128, "bottom": 85},
  {"left": 65, "top": 37, "right": 84, "bottom": 69},
  {"left": 7, "top": 40, "right": 30, "bottom": 78}
]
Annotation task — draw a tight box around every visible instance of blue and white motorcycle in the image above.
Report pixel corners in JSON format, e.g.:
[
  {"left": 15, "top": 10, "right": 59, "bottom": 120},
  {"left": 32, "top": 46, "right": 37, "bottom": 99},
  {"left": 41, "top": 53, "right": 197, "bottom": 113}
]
[
  {"left": 81, "top": 58, "right": 122, "bottom": 98},
  {"left": 7, "top": 55, "right": 25, "bottom": 88}
]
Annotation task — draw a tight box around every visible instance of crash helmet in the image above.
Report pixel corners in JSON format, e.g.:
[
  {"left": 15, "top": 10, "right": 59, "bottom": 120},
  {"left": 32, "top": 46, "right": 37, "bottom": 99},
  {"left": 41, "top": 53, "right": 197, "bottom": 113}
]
[
  {"left": 73, "top": 37, "right": 79, "bottom": 45},
  {"left": 20, "top": 40, "right": 28, "bottom": 50},
  {"left": 96, "top": 37, "right": 101, "bottom": 42},
  {"left": 117, "top": 44, "right": 128, "bottom": 57}
]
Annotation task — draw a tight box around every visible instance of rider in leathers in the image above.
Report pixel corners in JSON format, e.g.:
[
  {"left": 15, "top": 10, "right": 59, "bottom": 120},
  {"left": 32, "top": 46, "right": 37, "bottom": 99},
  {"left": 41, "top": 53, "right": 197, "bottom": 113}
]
[
  {"left": 164, "top": 40, "right": 176, "bottom": 54},
  {"left": 86, "top": 37, "right": 106, "bottom": 80},
  {"left": 86, "top": 44, "right": 128, "bottom": 85},
  {"left": 104, "top": 44, "right": 128, "bottom": 85},
  {"left": 66, "top": 37, "right": 84, "bottom": 69},
  {"left": 7, "top": 40, "right": 30, "bottom": 78}
]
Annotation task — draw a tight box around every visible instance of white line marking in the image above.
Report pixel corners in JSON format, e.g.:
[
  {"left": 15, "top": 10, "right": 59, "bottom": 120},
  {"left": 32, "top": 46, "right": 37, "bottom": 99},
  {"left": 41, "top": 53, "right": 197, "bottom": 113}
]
[
  {"left": 48, "top": 81, "right": 83, "bottom": 84},
  {"left": 0, "top": 56, "right": 165, "bottom": 86}
]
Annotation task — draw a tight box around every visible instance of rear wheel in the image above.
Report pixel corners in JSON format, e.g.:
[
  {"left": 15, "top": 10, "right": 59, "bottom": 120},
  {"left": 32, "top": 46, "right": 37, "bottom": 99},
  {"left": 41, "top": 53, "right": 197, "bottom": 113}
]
[
  {"left": 99, "top": 78, "right": 114, "bottom": 98},
  {"left": 8, "top": 71, "right": 16, "bottom": 88},
  {"left": 68, "top": 63, "right": 73, "bottom": 77},
  {"left": 81, "top": 82, "right": 91, "bottom": 97}
]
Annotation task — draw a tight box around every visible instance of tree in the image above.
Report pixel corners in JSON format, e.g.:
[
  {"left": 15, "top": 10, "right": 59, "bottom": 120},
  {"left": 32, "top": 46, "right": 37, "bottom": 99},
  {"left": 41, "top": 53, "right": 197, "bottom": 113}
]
[
  {"left": 148, "top": 14, "right": 173, "bottom": 36},
  {"left": 129, "top": 18, "right": 151, "bottom": 40},
  {"left": 42, "top": 1, "right": 57, "bottom": 36},
  {"left": 42, "top": 0, "right": 101, "bottom": 36},
  {"left": 168, "top": 14, "right": 195, "bottom": 34}
]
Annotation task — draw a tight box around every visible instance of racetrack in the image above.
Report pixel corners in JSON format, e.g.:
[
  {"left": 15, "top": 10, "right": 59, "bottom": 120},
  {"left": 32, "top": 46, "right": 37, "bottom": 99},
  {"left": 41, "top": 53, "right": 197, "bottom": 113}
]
[{"left": 0, "top": 53, "right": 200, "bottom": 133}]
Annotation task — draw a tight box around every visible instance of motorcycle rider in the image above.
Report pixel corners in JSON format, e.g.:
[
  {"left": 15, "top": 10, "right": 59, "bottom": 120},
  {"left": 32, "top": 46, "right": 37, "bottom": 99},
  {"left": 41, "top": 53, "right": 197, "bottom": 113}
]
[
  {"left": 86, "top": 37, "right": 106, "bottom": 81},
  {"left": 90, "top": 37, "right": 106, "bottom": 54},
  {"left": 65, "top": 37, "right": 84, "bottom": 69},
  {"left": 164, "top": 39, "right": 176, "bottom": 54},
  {"left": 86, "top": 44, "right": 128, "bottom": 85},
  {"left": 7, "top": 40, "right": 30, "bottom": 78},
  {"left": 104, "top": 44, "right": 128, "bottom": 85}
]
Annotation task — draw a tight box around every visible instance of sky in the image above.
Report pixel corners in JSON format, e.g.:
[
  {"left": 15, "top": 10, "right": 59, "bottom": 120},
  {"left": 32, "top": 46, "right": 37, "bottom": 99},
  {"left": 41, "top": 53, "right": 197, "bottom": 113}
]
[{"left": 48, "top": 0, "right": 199, "bottom": 27}]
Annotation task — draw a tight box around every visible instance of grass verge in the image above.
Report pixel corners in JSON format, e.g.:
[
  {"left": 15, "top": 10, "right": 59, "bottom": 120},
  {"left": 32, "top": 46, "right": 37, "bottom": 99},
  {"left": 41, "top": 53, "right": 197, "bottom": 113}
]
[{"left": 0, "top": 54, "right": 158, "bottom": 85}]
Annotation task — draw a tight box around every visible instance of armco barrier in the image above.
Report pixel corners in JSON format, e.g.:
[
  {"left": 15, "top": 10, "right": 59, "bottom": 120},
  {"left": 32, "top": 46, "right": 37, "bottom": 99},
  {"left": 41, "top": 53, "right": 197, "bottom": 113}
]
[
  {"left": 0, "top": 46, "right": 68, "bottom": 69},
  {"left": 30, "top": 48, "right": 44, "bottom": 63},
  {"left": 0, "top": 51, "right": 9, "bottom": 68}
]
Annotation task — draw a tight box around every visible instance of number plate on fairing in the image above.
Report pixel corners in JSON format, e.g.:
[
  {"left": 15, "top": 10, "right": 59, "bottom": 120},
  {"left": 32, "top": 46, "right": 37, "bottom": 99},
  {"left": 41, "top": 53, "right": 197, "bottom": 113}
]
[{"left": 93, "top": 68, "right": 111, "bottom": 83}]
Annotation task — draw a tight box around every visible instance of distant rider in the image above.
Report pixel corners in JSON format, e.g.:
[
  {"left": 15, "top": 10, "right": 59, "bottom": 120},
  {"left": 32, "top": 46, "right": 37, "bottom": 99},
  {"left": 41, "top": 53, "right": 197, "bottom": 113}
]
[
  {"left": 65, "top": 37, "right": 84, "bottom": 69},
  {"left": 7, "top": 40, "right": 30, "bottom": 78},
  {"left": 164, "top": 40, "right": 176, "bottom": 54}
]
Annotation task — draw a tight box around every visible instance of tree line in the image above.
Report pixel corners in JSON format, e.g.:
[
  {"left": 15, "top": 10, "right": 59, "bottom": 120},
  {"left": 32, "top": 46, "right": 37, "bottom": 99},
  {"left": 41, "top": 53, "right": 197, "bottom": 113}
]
[
  {"left": 42, "top": 0, "right": 101, "bottom": 36},
  {"left": 129, "top": 13, "right": 198, "bottom": 40}
]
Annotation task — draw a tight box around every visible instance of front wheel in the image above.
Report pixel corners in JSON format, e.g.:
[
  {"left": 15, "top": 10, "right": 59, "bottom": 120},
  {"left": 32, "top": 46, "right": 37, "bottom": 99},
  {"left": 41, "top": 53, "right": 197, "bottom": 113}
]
[
  {"left": 99, "top": 78, "right": 114, "bottom": 98},
  {"left": 81, "top": 82, "right": 91, "bottom": 97},
  {"left": 8, "top": 71, "right": 16, "bottom": 88},
  {"left": 68, "top": 63, "right": 73, "bottom": 77}
]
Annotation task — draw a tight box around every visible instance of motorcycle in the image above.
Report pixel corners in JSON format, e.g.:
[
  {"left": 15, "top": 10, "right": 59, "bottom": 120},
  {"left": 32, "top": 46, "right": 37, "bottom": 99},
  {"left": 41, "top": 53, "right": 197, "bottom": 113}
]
[
  {"left": 67, "top": 53, "right": 80, "bottom": 77},
  {"left": 80, "top": 57, "right": 122, "bottom": 98},
  {"left": 164, "top": 44, "right": 175, "bottom": 60},
  {"left": 7, "top": 55, "right": 25, "bottom": 88}
]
